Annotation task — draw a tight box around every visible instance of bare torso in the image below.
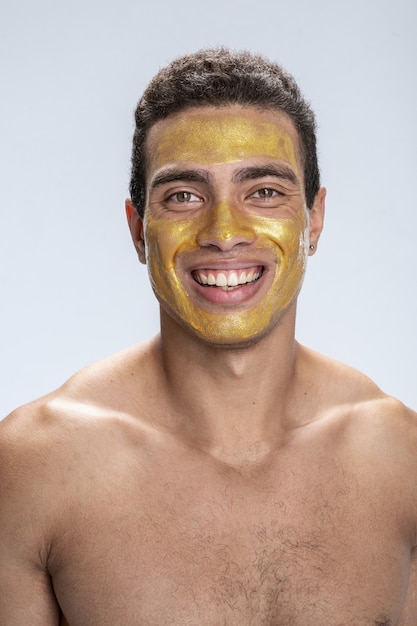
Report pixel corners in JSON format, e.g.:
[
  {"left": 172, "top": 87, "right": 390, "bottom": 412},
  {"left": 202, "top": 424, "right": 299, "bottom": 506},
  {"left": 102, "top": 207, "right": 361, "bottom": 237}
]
[
  {"left": 1, "top": 342, "right": 416, "bottom": 625},
  {"left": 52, "top": 418, "right": 414, "bottom": 625}
]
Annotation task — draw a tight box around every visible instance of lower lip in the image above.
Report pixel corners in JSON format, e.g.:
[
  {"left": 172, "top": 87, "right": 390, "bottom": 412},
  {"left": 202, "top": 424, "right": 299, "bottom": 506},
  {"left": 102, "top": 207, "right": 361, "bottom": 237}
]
[{"left": 189, "top": 271, "right": 265, "bottom": 305}]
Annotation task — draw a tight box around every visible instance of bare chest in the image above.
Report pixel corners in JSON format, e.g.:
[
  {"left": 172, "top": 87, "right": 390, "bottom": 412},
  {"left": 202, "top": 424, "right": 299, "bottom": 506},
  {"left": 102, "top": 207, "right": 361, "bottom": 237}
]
[{"left": 50, "top": 451, "right": 411, "bottom": 625}]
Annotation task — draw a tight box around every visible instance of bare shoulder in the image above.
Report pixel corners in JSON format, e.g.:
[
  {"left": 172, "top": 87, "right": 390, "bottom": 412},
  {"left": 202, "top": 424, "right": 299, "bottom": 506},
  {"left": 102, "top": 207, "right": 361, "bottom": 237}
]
[
  {"left": 0, "top": 340, "right": 160, "bottom": 623},
  {"left": 298, "top": 345, "right": 417, "bottom": 542},
  {"left": 300, "top": 343, "right": 415, "bottom": 410},
  {"left": 298, "top": 343, "right": 417, "bottom": 461},
  {"left": 0, "top": 338, "right": 160, "bottom": 510}
]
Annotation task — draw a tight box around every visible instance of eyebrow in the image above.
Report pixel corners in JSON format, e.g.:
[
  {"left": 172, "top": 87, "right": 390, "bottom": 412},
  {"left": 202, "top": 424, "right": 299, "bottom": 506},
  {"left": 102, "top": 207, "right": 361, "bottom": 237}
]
[
  {"left": 150, "top": 168, "right": 212, "bottom": 190},
  {"left": 231, "top": 164, "right": 299, "bottom": 186},
  {"left": 149, "top": 163, "right": 299, "bottom": 192}
]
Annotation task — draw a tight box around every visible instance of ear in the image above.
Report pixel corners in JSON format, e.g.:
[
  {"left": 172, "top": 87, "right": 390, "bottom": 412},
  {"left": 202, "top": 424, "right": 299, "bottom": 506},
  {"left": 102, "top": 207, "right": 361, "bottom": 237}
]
[
  {"left": 125, "top": 199, "right": 146, "bottom": 264},
  {"left": 308, "top": 187, "right": 326, "bottom": 256}
]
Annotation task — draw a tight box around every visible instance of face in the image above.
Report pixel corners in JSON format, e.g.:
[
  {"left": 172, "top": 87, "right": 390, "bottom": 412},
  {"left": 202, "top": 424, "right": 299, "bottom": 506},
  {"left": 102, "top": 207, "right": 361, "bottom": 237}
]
[{"left": 129, "top": 105, "right": 324, "bottom": 347}]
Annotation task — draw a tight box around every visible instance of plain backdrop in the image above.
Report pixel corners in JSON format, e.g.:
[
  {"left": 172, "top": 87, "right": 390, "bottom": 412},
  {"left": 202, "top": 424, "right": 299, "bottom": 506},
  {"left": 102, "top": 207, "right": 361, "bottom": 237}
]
[{"left": 1, "top": 0, "right": 416, "bottom": 417}]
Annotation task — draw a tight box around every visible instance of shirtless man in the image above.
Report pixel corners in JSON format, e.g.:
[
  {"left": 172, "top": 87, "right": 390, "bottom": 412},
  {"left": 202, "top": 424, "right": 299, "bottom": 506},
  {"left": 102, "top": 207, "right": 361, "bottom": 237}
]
[{"left": 1, "top": 48, "right": 416, "bottom": 626}]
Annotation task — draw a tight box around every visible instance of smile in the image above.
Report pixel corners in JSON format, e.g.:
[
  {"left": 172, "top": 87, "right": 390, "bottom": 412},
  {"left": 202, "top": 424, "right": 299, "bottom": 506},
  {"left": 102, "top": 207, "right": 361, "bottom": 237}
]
[{"left": 192, "top": 267, "right": 263, "bottom": 290}]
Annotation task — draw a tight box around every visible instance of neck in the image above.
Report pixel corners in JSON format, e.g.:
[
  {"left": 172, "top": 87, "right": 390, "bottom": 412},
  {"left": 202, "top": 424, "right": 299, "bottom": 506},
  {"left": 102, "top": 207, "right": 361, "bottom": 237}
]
[{"left": 155, "top": 306, "right": 303, "bottom": 465}]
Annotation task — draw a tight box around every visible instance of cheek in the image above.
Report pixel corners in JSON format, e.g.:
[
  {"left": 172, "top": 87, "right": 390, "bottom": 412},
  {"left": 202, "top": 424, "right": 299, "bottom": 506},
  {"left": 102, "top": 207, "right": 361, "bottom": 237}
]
[
  {"left": 252, "top": 213, "right": 309, "bottom": 257},
  {"left": 145, "top": 218, "right": 199, "bottom": 271}
]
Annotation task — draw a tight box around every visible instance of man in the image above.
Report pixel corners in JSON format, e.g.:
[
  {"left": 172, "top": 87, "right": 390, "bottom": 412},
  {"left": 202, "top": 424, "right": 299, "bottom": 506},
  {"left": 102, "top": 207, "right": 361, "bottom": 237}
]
[{"left": 0, "top": 48, "right": 416, "bottom": 625}]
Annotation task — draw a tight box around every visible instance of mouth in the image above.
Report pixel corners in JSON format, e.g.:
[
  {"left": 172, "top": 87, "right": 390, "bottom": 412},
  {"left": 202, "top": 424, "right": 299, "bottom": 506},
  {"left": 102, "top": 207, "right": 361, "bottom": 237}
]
[{"left": 192, "top": 266, "right": 263, "bottom": 291}]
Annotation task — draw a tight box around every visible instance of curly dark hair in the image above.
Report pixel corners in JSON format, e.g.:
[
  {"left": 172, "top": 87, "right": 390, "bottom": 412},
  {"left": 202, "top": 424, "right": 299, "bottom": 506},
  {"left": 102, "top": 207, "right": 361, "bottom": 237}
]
[{"left": 129, "top": 48, "right": 320, "bottom": 217}]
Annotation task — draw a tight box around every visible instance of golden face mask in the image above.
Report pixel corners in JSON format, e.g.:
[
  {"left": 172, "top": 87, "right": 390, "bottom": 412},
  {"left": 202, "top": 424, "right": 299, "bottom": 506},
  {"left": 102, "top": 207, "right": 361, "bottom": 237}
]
[{"left": 143, "top": 107, "right": 310, "bottom": 347}]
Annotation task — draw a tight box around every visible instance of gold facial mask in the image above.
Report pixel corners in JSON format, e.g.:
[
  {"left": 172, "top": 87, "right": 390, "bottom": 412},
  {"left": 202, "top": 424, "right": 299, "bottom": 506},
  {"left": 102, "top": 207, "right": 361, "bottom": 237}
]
[
  {"left": 150, "top": 114, "right": 299, "bottom": 173},
  {"left": 144, "top": 108, "right": 309, "bottom": 346}
]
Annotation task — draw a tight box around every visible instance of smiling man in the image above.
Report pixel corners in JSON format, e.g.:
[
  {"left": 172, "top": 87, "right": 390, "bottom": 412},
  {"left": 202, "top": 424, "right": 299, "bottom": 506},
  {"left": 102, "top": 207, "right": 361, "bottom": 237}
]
[{"left": 1, "top": 48, "right": 416, "bottom": 625}]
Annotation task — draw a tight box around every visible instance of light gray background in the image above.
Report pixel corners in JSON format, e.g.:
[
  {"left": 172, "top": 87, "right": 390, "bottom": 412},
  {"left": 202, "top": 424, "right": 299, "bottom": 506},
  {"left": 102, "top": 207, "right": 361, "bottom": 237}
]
[{"left": 1, "top": 0, "right": 416, "bottom": 417}]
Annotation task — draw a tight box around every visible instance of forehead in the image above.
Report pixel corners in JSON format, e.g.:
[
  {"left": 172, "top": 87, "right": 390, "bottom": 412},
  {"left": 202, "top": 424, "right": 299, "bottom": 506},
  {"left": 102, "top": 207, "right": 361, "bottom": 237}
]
[{"left": 146, "top": 105, "right": 302, "bottom": 175}]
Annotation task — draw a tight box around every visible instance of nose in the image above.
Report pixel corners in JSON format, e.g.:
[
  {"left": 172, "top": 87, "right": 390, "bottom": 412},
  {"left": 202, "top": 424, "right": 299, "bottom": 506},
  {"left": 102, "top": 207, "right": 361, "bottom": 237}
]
[{"left": 196, "top": 201, "right": 256, "bottom": 251}]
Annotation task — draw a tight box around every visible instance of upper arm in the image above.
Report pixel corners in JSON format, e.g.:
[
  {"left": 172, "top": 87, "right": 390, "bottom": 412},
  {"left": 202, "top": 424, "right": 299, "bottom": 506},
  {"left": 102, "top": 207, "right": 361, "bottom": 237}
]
[
  {"left": 394, "top": 404, "right": 417, "bottom": 623},
  {"left": 0, "top": 557, "right": 60, "bottom": 625},
  {"left": 396, "top": 548, "right": 417, "bottom": 626},
  {"left": 0, "top": 411, "right": 61, "bottom": 625}
]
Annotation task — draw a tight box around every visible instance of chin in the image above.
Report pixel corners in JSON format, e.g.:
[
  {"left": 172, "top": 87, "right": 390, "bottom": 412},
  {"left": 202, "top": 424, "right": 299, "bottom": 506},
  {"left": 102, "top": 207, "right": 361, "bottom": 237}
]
[
  {"left": 160, "top": 296, "right": 297, "bottom": 350},
  {"left": 185, "top": 314, "right": 288, "bottom": 351}
]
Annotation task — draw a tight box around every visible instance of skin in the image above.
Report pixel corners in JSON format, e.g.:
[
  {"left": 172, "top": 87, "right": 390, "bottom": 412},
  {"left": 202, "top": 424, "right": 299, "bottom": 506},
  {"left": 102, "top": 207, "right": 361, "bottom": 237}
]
[{"left": 0, "top": 104, "right": 416, "bottom": 626}]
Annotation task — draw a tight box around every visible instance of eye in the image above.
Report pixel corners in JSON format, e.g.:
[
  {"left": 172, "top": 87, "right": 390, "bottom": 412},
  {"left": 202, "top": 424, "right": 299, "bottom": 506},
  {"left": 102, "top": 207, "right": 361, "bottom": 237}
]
[
  {"left": 169, "top": 191, "right": 202, "bottom": 203},
  {"left": 252, "top": 187, "right": 279, "bottom": 199}
]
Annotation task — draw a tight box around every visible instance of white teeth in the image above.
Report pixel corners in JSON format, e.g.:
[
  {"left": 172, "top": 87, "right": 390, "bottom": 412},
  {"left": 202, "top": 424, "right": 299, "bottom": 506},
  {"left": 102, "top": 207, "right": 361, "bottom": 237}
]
[
  {"left": 194, "top": 268, "right": 262, "bottom": 287},
  {"left": 228, "top": 271, "right": 238, "bottom": 286},
  {"left": 216, "top": 273, "right": 227, "bottom": 287},
  {"left": 238, "top": 271, "right": 247, "bottom": 285}
]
